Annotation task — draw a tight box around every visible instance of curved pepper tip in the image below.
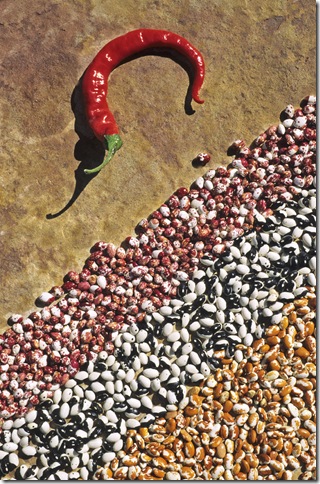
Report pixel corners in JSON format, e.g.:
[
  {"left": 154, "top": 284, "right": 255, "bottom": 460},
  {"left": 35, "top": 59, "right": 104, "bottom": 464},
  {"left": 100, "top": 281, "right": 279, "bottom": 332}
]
[
  {"left": 84, "top": 134, "right": 123, "bottom": 175},
  {"left": 194, "top": 97, "right": 205, "bottom": 105},
  {"left": 193, "top": 92, "right": 205, "bottom": 105}
]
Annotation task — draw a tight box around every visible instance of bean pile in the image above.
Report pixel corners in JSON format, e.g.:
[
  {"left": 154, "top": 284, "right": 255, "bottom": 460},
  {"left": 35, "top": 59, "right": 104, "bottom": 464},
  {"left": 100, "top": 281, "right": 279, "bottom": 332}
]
[
  {"left": 93, "top": 294, "right": 316, "bottom": 481},
  {"left": 0, "top": 96, "right": 316, "bottom": 480},
  {"left": 92, "top": 295, "right": 316, "bottom": 480}
]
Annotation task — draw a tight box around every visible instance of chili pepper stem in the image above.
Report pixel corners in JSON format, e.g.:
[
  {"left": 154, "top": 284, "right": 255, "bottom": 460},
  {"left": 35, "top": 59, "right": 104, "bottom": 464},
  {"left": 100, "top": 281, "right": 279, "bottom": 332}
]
[{"left": 84, "top": 134, "right": 123, "bottom": 175}]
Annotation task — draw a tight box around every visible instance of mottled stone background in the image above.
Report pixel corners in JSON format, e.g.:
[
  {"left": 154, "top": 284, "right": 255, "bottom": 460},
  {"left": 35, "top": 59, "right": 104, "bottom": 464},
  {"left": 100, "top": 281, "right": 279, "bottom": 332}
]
[{"left": 0, "top": 0, "right": 315, "bottom": 330}]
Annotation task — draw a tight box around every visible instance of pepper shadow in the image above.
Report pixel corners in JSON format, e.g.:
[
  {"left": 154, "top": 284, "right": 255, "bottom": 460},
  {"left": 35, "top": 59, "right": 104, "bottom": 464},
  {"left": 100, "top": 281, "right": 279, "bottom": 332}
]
[
  {"left": 46, "top": 78, "right": 104, "bottom": 220},
  {"left": 167, "top": 49, "right": 198, "bottom": 115},
  {"left": 118, "top": 48, "right": 197, "bottom": 115}
]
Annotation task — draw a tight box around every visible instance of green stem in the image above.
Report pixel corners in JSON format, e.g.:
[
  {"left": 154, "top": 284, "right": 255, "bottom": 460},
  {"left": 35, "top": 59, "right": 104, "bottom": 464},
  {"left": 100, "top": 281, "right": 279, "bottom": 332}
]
[{"left": 84, "top": 134, "right": 123, "bottom": 175}]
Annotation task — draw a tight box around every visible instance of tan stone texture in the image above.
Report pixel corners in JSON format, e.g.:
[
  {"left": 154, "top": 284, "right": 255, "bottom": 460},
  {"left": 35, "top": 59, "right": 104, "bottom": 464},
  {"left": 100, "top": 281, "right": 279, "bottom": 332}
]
[{"left": 0, "top": 0, "right": 315, "bottom": 329}]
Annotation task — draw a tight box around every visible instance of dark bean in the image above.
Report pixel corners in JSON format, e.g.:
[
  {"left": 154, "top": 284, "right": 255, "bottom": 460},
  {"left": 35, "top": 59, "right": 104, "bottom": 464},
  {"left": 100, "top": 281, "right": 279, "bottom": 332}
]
[
  {"left": 134, "top": 385, "right": 150, "bottom": 397},
  {"left": 22, "top": 466, "right": 38, "bottom": 479},
  {"left": 113, "top": 402, "right": 128, "bottom": 412},
  {"left": 282, "top": 245, "right": 296, "bottom": 255},
  {"left": 51, "top": 408, "right": 61, "bottom": 419},
  {"left": 224, "top": 323, "right": 238, "bottom": 334},
  {"left": 307, "top": 213, "right": 316, "bottom": 225},
  {"left": 178, "top": 295, "right": 206, "bottom": 314},
  {"left": 95, "top": 361, "right": 107, "bottom": 371},
  {"left": 192, "top": 306, "right": 208, "bottom": 319},
  {"left": 262, "top": 220, "right": 276, "bottom": 232},
  {"left": 125, "top": 408, "right": 141, "bottom": 418},
  {"left": 282, "top": 234, "right": 293, "bottom": 245},
  {"left": 166, "top": 380, "right": 180, "bottom": 391},
  {"left": 85, "top": 409, "right": 100, "bottom": 419},
  {"left": 184, "top": 373, "right": 193, "bottom": 385},
  {"left": 32, "top": 427, "right": 46, "bottom": 442},
  {"left": 47, "top": 451, "right": 62, "bottom": 465},
  {"left": 37, "top": 409, "right": 51, "bottom": 423},
  {"left": 192, "top": 337, "right": 204, "bottom": 350},
  {"left": 271, "top": 200, "right": 286, "bottom": 210},
  {"left": 41, "top": 468, "right": 58, "bottom": 480},
  {"left": 66, "top": 438, "right": 78, "bottom": 449},
  {"left": 57, "top": 424, "right": 75, "bottom": 438},
  {"left": 53, "top": 416, "right": 67, "bottom": 426},
  {"left": 103, "top": 424, "right": 118, "bottom": 436},
  {"left": 68, "top": 396, "right": 79, "bottom": 407},
  {"left": 298, "top": 251, "right": 310, "bottom": 266},
  {"left": 289, "top": 255, "right": 300, "bottom": 269},
  {"left": 44, "top": 429, "right": 56, "bottom": 443},
  {"left": 286, "top": 201, "right": 298, "bottom": 209},
  {"left": 281, "top": 267, "right": 293, "bottom": 278},
  {"left": 226, "top": 342, "right": 237, "bottom": 356},
  {"left": 281, "top": 279, "right": 296, "bottom": 292},
  {"left": 206, "top": 274, "right": 218, "bottom": 289},
  {"left": 272, "top": 259, "right": 286, "bottom": 269},
  {"left": 252, "top": 280, "right": 265, "bottom": 289},
  {"left": 247, "top": 247, "right": 258, "bottom": 261},
  {"left": 296, "top": 215, "right": 310, "bottom": 228},
  {"left": 1, "top": 457, "right": 17, "bottom": 475},
  {"left": 92, "top": 403, "right": 102, "bottom": 416},
  {"left": 175, "top": 386, "right": 185, "bottom": 401},
  {"left": 222, "top": 248, "right": 231, "bottom": 260},
  {"left": 59, "top": 454, "right": 71, "bottom": 468},
  {"left": 199, "top": 349, "right": 207, "bottom": 362},
  {"left": 95, "top": 391, "right": 109, "bottom": 403},
  {"left": 93, "top": 448, "right": 104, "bottom": 465},
  {"left": 177, "top": 281, "right": 188, "bottom": 297},
  {"left": 223, "top": 284, "right": 233, "bottom": 296},
  {"left": 154, "top": 323, "right": 163, "bottom": 338},
  {"left": 226, "top": 294, "right": 240, "bottom": 309},
  {"left": 264, "top": 277, "right": 278, "bottom": 288},
  {"left": 212, "top": 259, "right": 225, "bottom": 270},
  {"left": 145, "top": 333, "right": 156, "bottom": 347},
  {"left": 243, "top": 273, "right": 255, "bottom": 283},
  {"left": 210, "top": 331, "right": 228, "bottom": 341},
  {"left": 73, "top": 413, "right": 86, "bottom": 425},
  {"left": 223, "top": 270, "right": 238, "bottom": 285},
  {"left": 39, "top": 399, "right": 53, "bottom": 409},
  {"left": 207, "top": 357, "right": 223, "bottom": 369},
  {"left": 207, "top": 292, "right": 217, "bottom": 304},
  {"left": 159, "top": 358, "right": 171, "bottom": 370},
  {"left": 155, "top": 345, "right": 165, "bottom": 357},
  {"left": 89, "top": 426, "right": 103, "bottom": 439},
  {"left": 58, "top": 439, "right": 68, "bottom": 454},
  {"left": 258, "top": 314, "right": 273, "bottom": 326}
]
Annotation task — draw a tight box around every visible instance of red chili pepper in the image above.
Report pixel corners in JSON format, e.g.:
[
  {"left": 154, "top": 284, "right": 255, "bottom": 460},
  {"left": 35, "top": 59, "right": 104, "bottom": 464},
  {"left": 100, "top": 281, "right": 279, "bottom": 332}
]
[{"left": 82, "top": 28, "right": 205, "bottom": 174}]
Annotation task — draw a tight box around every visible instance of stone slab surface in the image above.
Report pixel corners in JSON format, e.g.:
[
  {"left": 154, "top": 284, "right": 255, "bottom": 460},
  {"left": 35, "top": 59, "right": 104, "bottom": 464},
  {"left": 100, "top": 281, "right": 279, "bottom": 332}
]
[{"left": 0, "top": 0, "right": 315, "bottom": 330}]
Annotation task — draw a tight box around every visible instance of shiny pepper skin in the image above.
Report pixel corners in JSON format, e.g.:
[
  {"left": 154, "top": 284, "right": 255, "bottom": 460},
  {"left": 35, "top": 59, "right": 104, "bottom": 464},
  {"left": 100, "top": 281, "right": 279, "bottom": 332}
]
[{"left": 82, "top": 29, "right": 205, "bottom": 174}]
